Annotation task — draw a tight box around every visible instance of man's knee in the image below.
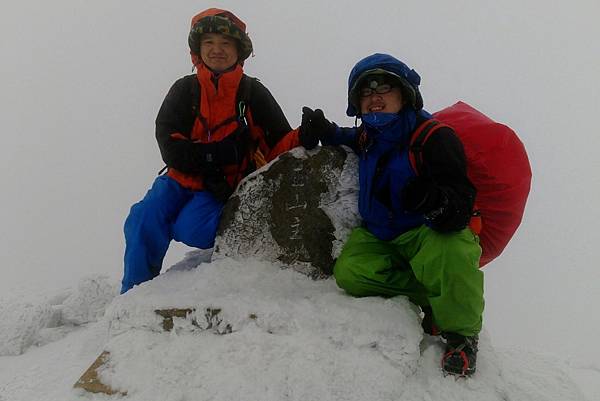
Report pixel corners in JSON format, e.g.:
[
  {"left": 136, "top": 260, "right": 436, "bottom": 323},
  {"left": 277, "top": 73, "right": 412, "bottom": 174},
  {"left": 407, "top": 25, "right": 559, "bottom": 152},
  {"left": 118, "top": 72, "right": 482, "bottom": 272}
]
[
  {"left": 123, "top": 200, "right": 148, "bottom": 240},
  {"left": 333, "top": 262, "right": 368, "bottom": 297},
  {"left": 173, "top": 222, "right": 216, "bottom": 249},
  {"left": 172, "top": 192, "right": 222, "bottom": 248},
  {"left": 420, "top": 228, "right": 481, "bottom": 263},
  {"left": 171, "top": 211, "right": 219, "bottom": 249}
]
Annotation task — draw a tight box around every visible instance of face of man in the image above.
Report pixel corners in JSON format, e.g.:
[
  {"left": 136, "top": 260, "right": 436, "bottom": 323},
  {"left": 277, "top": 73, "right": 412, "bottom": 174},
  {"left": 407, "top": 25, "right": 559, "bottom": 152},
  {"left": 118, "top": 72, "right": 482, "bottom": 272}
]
[
  {"left": 200, "top": 33, "right": 239, "bottom": 72},
  {"left": 358, "top": 76, "right": 406, "bottom": 115}
]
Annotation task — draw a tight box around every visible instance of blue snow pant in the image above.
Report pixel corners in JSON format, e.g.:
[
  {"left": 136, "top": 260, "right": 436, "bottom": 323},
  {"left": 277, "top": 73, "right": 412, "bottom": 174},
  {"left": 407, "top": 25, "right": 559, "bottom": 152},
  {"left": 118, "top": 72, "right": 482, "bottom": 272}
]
[{"left": 121, "top": 175, "right": 223, "bottom": 293}]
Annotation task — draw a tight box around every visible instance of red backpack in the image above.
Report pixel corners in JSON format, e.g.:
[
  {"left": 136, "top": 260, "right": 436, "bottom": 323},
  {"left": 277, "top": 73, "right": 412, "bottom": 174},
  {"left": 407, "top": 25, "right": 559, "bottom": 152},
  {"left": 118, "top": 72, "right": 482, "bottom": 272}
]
[{"left": 409, "top": 102, "right": 532, "bottom": 267}]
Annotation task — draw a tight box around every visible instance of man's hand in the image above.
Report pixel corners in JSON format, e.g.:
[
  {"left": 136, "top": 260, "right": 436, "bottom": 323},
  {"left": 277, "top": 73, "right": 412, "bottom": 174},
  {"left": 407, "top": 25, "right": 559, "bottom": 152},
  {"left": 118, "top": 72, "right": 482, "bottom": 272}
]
[
  {"left": 299, "top": 107, "right": 333, "bottom": 150},
  {"left": 402, "top": 177, "right": 471, "bottom": 233},
  {"left": 203, "top": 168, "right": 234, "bottom": 203},
  {"left": 194, "top": 136, "right": 244, "bottom": 170},
  {"left": 402, "top": 177, "right": 442, "bottom": 215}
]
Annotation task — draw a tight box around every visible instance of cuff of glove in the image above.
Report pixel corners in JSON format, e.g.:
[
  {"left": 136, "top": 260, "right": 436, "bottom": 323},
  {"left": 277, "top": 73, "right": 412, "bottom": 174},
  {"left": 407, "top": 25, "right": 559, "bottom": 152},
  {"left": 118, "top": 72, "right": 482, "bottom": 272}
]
[
  {"left": 424, "top": 196, "right": 472, "bottom": 233},
  {"left": 203, "top": 171, "right": 233, "bottom": 202},
  {"left": 423, "top": 194, "right": 449, "bottom": 222},
  {"left": 299, "top": 129, "right": 319, "bottom": 150},
  {"left": 403, "top": 181, "right": 443, "bottom": 214}
]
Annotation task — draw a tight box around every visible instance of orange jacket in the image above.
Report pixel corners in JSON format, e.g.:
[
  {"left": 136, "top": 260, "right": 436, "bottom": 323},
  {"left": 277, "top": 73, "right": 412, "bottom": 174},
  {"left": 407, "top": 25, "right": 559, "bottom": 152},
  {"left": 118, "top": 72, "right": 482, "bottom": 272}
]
[{"left": 156, "top": 63, "right": 299, "bottom": 191}]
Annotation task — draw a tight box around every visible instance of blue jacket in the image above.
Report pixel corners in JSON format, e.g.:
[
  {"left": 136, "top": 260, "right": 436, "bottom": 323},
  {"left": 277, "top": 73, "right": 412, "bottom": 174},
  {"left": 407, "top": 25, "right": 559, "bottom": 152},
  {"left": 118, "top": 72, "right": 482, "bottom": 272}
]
[
  {"left": 326, "top": 111, "right": 430, "bottom": 240},
  {"left": 326, "top": 53, "right": 475, "bottom": 240}
]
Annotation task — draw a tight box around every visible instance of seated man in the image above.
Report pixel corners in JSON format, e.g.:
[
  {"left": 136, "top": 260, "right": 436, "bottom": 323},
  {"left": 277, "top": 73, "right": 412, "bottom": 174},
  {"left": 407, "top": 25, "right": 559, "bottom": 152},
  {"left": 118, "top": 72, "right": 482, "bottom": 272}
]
[
  {"left": 121, "top": 8, "right": 298, "bottom": 294},
  {"left": 298, "top": 53, "right": 483, "bottom": 377}
]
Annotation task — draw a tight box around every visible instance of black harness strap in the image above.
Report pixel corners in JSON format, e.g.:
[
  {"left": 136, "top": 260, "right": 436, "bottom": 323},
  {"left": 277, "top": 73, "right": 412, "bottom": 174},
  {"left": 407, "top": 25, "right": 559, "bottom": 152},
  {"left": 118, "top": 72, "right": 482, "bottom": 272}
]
[
  {"left": 191, "top": 75, "right": 254, "bottom": 135},
  {"left": 193, "top": 75, "right": 256, "bottom": 172},
  {"left": 410, "top": 120, "right": 442, "bottom": 175}
]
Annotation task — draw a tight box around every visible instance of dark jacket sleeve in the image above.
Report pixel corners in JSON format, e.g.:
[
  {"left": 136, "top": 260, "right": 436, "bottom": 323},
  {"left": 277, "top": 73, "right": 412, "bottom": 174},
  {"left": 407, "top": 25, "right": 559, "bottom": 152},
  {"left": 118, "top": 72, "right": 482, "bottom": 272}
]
[
  {"left": 247, "top": 80, "right": 293, "bottom": 148},
  {"left": 155, "top": 75, "right": 207, "bottom": 174},
  {"left": 420, "top": 126, "right": 476, "bottom": 231}
]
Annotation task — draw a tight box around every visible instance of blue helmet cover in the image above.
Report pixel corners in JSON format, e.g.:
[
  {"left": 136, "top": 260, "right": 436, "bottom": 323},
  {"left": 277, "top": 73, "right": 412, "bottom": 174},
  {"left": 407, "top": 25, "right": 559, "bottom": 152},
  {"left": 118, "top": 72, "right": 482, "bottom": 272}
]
[{"left": 346, "top": 53, "right": 422, "bottom": 116}]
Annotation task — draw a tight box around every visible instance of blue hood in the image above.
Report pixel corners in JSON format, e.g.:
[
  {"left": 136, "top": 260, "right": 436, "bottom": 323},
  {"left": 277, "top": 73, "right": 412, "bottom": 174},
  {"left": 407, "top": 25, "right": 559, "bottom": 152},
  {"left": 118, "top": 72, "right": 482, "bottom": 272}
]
[{"left": 346, "top": 53, "right": 423, "bottom": 117}]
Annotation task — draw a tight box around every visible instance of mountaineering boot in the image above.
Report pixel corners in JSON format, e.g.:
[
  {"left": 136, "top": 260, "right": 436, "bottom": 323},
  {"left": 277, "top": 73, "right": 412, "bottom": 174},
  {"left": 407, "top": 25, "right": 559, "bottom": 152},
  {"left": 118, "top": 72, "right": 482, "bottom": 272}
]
[{"left": 441, "top": 333, "right": 478, "bottom": 377}]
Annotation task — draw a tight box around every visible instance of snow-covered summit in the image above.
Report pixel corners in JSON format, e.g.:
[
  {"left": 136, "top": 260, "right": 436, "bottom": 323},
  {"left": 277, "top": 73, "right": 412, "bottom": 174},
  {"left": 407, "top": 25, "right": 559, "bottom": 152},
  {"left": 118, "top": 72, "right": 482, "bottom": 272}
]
[{"left": 1, "top": 255, "right": 589, "bottom": 400}]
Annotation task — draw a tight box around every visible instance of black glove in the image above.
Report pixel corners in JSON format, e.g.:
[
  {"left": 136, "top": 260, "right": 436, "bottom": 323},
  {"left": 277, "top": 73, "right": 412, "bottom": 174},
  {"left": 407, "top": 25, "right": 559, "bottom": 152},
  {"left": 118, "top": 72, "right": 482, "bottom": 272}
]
[
  {"left": 194, "top": 136, "right": 245, "bottom": 171},
  {"left": 402, "top": 177, "right": 471, "bottom": 233},
  {"left": 299, "top": 107, "right": 333, "bottom": 150},
  {"left": 203, "top": 168, "right": 234, "bottom": 203},
  {"left": 402, "top": 178, "right": 443, "bottom": 215},
  {"left": 402, "top": 178, "right": 450, "bottom": 231},
  {"left": 194, "top": 142, "right": 219, "bottom": 170}
]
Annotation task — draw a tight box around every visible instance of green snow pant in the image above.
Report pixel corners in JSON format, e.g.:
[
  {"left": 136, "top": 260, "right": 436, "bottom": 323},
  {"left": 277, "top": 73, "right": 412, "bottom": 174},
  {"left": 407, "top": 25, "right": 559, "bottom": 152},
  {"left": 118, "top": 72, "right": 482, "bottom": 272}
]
[{"left": 333, "top": 225, "right": 483, "bottom": 337}]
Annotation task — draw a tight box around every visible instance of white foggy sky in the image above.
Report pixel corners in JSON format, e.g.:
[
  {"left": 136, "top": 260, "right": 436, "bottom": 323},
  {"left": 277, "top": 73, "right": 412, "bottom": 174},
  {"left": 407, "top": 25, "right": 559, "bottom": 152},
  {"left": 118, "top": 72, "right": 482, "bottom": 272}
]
[{"left": 1, "top": 0, "right": 599, "bottom": 363}]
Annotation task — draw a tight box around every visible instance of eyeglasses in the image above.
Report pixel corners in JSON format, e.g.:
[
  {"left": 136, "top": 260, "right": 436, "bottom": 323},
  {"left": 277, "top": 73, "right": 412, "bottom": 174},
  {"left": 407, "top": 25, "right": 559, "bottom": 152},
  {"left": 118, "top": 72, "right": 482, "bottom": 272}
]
[{"left": 359, "top": 83, "right": 395, "bottom": 98}]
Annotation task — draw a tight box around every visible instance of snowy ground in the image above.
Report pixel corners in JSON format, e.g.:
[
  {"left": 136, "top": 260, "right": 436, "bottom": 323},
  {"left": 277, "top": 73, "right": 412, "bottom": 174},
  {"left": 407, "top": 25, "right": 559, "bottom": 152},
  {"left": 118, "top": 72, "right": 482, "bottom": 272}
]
[{"left": 1, "top": 253, "right": 597, "bottom": 401}]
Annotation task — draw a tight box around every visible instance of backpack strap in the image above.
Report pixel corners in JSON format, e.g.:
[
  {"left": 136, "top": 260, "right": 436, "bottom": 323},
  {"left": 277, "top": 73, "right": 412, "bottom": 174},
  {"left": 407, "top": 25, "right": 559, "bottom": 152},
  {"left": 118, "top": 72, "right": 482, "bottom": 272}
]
[
  {"left": 236, "top": 75, "right": 255, "bottom": 126},
  {"left": 189, "top": 74, "right": 255, "bottom": 136},
  {"left": 409, "top": 119, "right": 482, "bottom": 235},
  {"left": 236, "top": 75, "right": 266, "bottom": 176},
  {"left": 190, "top": 75, "right": 201, "bottom": 120},
  {"left": 409, "top": 119, "right": 449, "bottom": 175},
  {"left": 158, "top": 75, "right": 255, "bottom": 176}
]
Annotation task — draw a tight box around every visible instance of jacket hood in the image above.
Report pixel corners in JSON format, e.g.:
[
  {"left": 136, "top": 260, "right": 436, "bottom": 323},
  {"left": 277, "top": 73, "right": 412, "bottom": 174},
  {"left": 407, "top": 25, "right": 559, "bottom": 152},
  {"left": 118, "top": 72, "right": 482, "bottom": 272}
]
[
  {"left": 188, "top": 8, "right": 253, "bottom": 64},
  {"left": 346, "top": 53, "right": 423, "bottom": 117}
]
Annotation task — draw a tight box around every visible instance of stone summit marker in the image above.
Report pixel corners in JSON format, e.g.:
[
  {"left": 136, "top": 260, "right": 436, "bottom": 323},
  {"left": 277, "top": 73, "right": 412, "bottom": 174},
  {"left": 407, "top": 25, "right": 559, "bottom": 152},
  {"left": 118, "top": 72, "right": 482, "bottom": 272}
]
[{"left": 214, "top": 145, "right": 360, "bottom": 277}]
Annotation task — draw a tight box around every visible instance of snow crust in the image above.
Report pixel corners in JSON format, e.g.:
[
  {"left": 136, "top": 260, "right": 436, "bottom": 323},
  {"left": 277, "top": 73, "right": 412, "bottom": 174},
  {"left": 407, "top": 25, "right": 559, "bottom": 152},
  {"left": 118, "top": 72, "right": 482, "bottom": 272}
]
[
  {"left": 101, "top": 258, "right": 422, "bottom": 400},
  {"left": 317, "top": 145, "right": 361, "bottom": 258},
  {"left": 0, "top": 275, "right": 117, "bottom": 357},
  {"left": 1, "top": 257, "right": 593, "bottom": 400}
]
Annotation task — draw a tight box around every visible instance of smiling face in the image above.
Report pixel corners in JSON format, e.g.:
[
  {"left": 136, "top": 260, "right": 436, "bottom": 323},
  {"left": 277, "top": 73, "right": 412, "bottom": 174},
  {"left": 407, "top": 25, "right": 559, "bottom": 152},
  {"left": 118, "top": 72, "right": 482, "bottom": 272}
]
[
  {"left": 200, "top": 33, "right": 239, "bottom": 72},
  {"left": 358, "top": 77, "right": 405, "bottom": 115}
]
